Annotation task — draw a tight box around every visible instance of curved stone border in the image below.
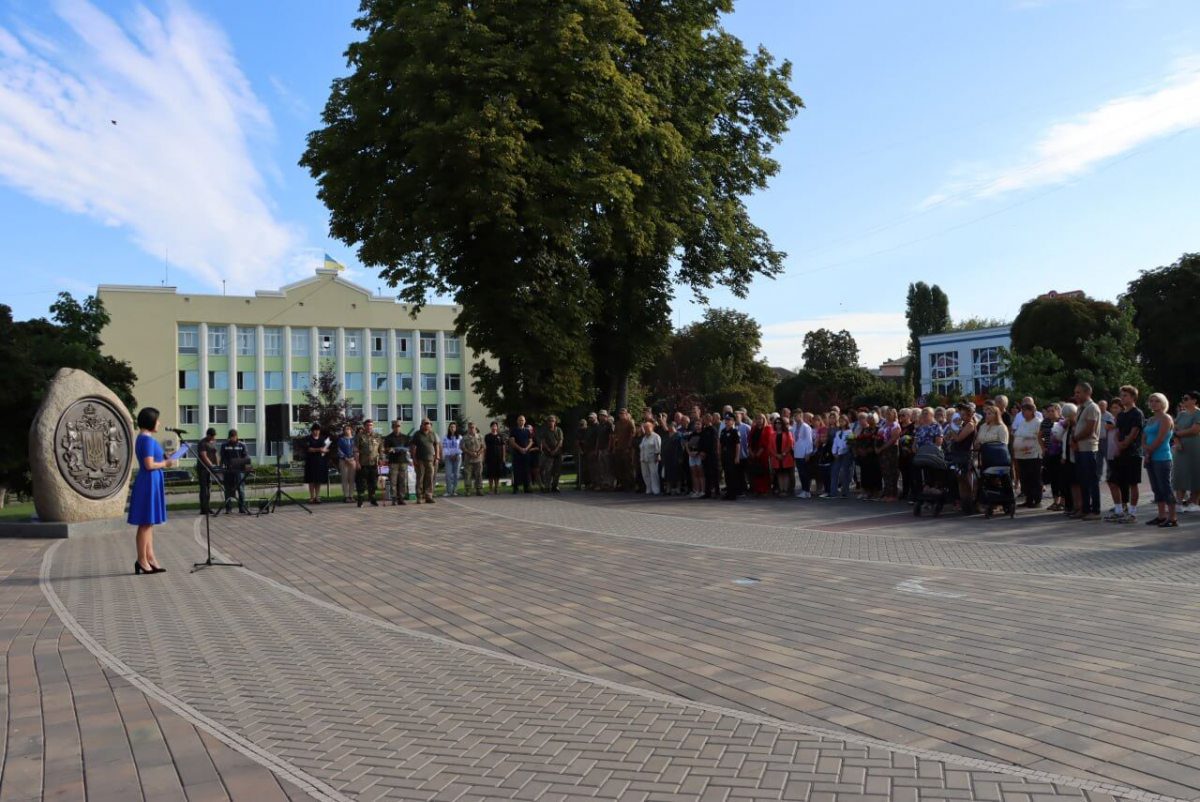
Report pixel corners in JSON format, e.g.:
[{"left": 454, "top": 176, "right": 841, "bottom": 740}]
[{"left": 38, "top": 539, "right": 351, "bottom": 802}]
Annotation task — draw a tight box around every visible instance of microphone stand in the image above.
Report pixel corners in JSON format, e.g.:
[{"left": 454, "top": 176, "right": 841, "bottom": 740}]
[{"left": 180, "top": 439, "right": 243, "bottom": 572}]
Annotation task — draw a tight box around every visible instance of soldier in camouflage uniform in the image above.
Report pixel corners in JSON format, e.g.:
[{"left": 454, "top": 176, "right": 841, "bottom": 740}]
[
  {"left": 460, "top": 421, "right": 485, "bottom": 496},
  {"left": 539, "top": 415, "right": 565, "bottom": 493},
  {"left": 353, "top": 419, "right": 384, "bottom": 507}
]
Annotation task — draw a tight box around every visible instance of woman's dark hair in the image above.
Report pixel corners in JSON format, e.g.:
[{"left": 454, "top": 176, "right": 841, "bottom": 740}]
[{"left": 136, "top": 407, "right": 160, "bottom": 431}]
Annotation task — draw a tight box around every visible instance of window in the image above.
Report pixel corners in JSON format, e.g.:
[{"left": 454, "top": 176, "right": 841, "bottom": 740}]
[
  {"left": 420, "top": 373, "right": 437, "bottom": 391},
  {"left": 423, "top": 404, "right": 439, "bottom": 422},
  {"left": 395, "top": 334, "right": 409, "bottom": 356},
  {"left": 319, "top": 328, "right": 335, "bottom": 354},
  {"left": 396, "top": 372, "right": 412, "bottom": 391},
  {"left": 929, "top": 351, "right": 959, "bottom": 397},
  {"left": 263, "top": 327, "right": 281, "bottom": 356},
  {"left": 178, "top": 370, "right": 199, "bottom": 390},
  {"left": 291, "top": 372, "right": 309, "bottom": 391},
  {"left": 419, "top": 332, "right": 437, "bottom": 358},
  {"left": 236, "top": 329, "right": 255, "bottom": 356},
  {"left": 345, "top": 331, "right": 361, "bottom": 356},
  {"left": 347, "top": 404, "right": 364, "bottom": 419},
  {"left": 292, "top": 405, "right": 310, "bottom": 423},
  {"left": 345, "top": 373, "right": 363, "bottom": 391},
  {"left": 445, "top": 404, "right": 461, "bottom": 422},
  {"left": 444, "top": 373, "right": 462, "bottom": 391},
  {"left": 208, "top": 405, "right": 229, "bottom": 424},
  {"left": 371, "top": 330, "right": 387, "bottom": 356},
  {"left": 236, "top": 371, "right": 256, "bottom": 391},
  {"left": 179, "top": 405, "right": 199, "bottom": 424},
  {"left": 240, "top": 439, "right": 257, "bottom": 458},
  {"left": 371, "top": 372, "right": 389, "bottom": 391},
  {"left": 445, "top": 336, "right": 460, "bottom": 357},
  {"left": 291, "top": 329, "right": 309, "bottom": 356},
  {"left": 373, "top": 404, "right": 390, "bottom": 422},
  {"left": 264, "top": 371, "right": 284, "bottom": 390},
  {"left": 208, "top": 327, "right": 228, "bottom": 355},
  {"left": 208, "top": 371, "right": 229, "bottom": 390},
  {"left": 972, "top": 347, "right": 1001, "bottom": 395},
  {"left": 237, "top": 405, "right": 256, "bottom": 424},
  {"left": 178, "top": 325, "right": 199, "bottom": 354},
  {"left": 397, "top": 404, "right": 413, "bottom": 422}
]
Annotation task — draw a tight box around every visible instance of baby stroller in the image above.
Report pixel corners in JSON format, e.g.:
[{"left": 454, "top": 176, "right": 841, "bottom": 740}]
[
  {"left": 977, "top": 442, "right": 1016, "bottom": 518},
  {"left": 912, "top": 444, "right": 952, "bottom": 517}
]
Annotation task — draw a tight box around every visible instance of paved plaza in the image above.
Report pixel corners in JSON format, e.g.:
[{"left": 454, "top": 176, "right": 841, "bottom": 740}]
[{"left": 3, "top": 493, "right": 1200, "bottom": 801}]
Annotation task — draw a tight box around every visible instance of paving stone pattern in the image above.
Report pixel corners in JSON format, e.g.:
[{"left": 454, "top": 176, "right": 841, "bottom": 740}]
[
  {"left": 0, "top": 543, "right": 312, "bottom": 802},
  {"left": 41, "top": 528, "right": 1159, "bottom": 802},
  {"left": 448, "top": 495, "right": 1200, "bottom": 584}
]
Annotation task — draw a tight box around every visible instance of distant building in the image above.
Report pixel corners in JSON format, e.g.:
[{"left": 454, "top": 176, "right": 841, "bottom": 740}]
[
  {"left": 870, "top": 356, "right": 908, "bottom": 383},
  {"left": 917, "top": 325, "right": 1011, "bottom": 399},
  {"left": 1037, "top": 289, "right": 1084, "bottom": 300},
  {"left": 770, "top": 366, "right": 796, "bottom": 383},
  {"left": 98, "top": 268, "right": 492, "bottom": 462}
]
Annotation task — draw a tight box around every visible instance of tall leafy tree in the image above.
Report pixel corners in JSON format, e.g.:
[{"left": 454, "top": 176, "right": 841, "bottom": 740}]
[
  {"left": 1008, "top": 294, "right": 1141, "bottom": 400},
  {"left": 0, "top": 295, "right": 136, "bottom": 505},
  {"left": 302, "top": 0, "right": 801, "bottom": 418},
  {"left": 299, "top": 360, "right": 362, "bottom": 438},
  {"left": 644, "top": 308, "right": 777, "bottom": 414},
  {"left": 903, "top": 282, "right": 950, "bottom": 396},
  {"left": 1125, "top": 252, "right": 1200, "bottom": 402},
  {"left": 801, "top": 328, "right": 859, "bottom": 371}
]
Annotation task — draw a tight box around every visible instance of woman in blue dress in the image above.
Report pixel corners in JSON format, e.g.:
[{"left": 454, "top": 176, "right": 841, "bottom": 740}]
[{"left": 128, "top": 407, "right": 173, "bottom": 574}]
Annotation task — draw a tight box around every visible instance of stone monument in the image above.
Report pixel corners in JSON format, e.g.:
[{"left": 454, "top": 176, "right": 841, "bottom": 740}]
[{"left": 29, "top": 368, "right": 134, "bottom": 523}]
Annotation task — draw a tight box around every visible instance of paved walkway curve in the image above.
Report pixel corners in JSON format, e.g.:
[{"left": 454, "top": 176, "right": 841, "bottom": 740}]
[
  {"left": 36, "top": 521, "right": 1184, "bottom": 802},
  {"left": 444, "top": 495, "right": 1200, "bottom": 586}
]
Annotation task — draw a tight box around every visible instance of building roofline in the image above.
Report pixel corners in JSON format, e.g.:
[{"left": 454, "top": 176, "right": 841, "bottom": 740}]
[
  {"left": 97, "top": 270, "right": 460, "bottom": 310},
  {"left": 918, "top": 325, "right": 1011, "bottom": 346}
]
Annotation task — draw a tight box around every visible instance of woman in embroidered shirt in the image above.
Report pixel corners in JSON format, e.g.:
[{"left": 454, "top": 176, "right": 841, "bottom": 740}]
[{"left": 442, "top": 421, "right": 463, "bottom": 497}]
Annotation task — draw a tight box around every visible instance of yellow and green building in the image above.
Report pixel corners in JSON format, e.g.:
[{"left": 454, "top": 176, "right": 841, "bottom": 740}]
[{"left": 98, "top": 268, "right": 490, "bottom": 462}]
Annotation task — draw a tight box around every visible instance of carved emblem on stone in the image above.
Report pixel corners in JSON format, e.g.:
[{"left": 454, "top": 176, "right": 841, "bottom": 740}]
[{"left": 53, "top": 397, "right": 131, "bottom": 499}]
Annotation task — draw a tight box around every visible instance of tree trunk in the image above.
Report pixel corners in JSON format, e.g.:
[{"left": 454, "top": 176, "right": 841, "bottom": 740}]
[
  {"left": 615, "top": 371, "right": 629, "bottom": 413},
  {"left": 0, "top": 485, "right": 6, "bottom": 509}
]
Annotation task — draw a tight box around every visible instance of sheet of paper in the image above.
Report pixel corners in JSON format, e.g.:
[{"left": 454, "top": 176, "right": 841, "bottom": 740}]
[
  {"left": 169, "top": 444, "right": 189, "bottom": 461},
  {"left": 324, "top": 437, "right": 332, "bottom": 446}
]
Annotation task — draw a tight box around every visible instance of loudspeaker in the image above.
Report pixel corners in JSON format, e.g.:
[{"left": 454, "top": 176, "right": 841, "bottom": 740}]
[{"left": 265, "top": 403, "right": 289, "bottom": 443}]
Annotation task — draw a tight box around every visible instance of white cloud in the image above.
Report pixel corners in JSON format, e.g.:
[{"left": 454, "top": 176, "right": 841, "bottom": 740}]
[
  {"left": 761, "top": 312, "right": 908, "bottom": 371},
  {"left": 923, "top": 56, "right": 1200, "bottom": 206},
  {"left": 0, "top": 0, "right": 306, "bottom": 293}
]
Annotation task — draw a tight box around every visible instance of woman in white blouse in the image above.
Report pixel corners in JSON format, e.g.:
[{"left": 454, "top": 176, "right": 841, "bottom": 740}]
[
  {"left": 1012, "top": 400, "right": 1044, "bottom": 506},
  {"left": 442, "top": 422, "right": 463, "bottom": 497}
]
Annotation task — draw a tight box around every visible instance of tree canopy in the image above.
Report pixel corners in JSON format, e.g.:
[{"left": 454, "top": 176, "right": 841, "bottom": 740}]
[
  {"left": 1007, "top": 294, "right": 1141, "bottom": 401},
  {"left": 301, "top": 0, "right": 801, "bottom": 418},
  {"left": 903, "top": 282, "right": 950, "bottom": 396},
  {"left": 644, "top": 308, "right": 777, "bottom": 414},
  {"left": 945, "top": 316, "right": 1007, "bottom": 332},
  {"left": 800, "top": 328, "right": 859, "bottom": 371},
  {"left": 774, "top": 366, "right": 909, "bottom": 413},
  {"left": 0, "top": 295, "right": 136, "bottom": 503},
  {"left": 1124, "top": 252, "right": 1200, "bottom": 403}
]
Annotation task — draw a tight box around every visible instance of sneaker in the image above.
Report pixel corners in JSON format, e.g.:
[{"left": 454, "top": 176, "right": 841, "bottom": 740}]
[
  {"left": 1159, "top": 519, "right": 1179, "bottom": 528},
  {"left": 1181, "top": 503, "right": 1196, "bottom": 513},
  {"left": 1145, "top": 517, "right": 1164, "bottom": 526},
  {"left": 1117, "top": 513, "right": 1134, "bottom": 524},
  {"left": 1102, "top": 509, "right": 1121, "bottom": 521}
]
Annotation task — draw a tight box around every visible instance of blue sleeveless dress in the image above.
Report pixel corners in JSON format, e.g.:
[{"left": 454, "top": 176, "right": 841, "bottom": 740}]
[{"left": 127, "top": 434, "right": 167, "bottom": 525}]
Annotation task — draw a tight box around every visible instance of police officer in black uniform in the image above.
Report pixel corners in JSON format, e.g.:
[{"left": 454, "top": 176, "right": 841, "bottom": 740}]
[
  {"left": 719, "top": 414, "right": 743, "bottom": 501},
  {"left": 197, "top": 428, "right": 219, "bottom": 515},
  {"left": 220, "top": 429, "right": 250, "bottom": 514}
]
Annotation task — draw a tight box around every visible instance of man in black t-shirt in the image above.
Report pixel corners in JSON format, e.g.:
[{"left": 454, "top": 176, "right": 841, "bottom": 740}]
[
  {"left": 1113, "top": 385, "right": 1144, "bottom": 521},
  {"left": 219, "top": 430, "right": 250, "bottom": 514},
  {"left": 197, "top": 428, "right": 219, "bottom": 515}
]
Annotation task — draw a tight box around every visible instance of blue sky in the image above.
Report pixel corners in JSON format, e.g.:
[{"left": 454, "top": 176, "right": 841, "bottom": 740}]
[{"left": 2, "top": 1, "right": 1198, "bottom": 370}]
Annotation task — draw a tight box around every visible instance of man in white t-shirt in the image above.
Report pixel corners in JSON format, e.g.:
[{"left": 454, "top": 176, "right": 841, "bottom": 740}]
[{"left": 791, "top": 412, "right": 814, "bottom": 498}]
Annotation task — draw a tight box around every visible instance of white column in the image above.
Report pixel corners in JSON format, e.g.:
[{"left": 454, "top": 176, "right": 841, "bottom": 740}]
[
  {"left": 436, "top": 330, "right": 447, "bottom": 425},
  {"left": 412, "top": 327, "right": 422, "bottom": 421},
  {"left": 362, "top": 327, "right": 372, "bottom": 419},
  {"left": 310, "top": 326, "right": 319, "bottom": 375},
  {"left": 387, "top": 328, "right": 398, "bottom": 423},
  {"left": 228, "top": 324, "right": 237, "bottom": 422},
  {"left": 198, "top": 322, "right": 209, "bottom": 434},
  {"left": 283, "top": 325, "right": 293, "bottom": 418},
  {"left": 256, "top": 325, "right": 266, "bottom": 463},
  {"left": 336, "top": 326, "right": 346, "bottom": 400}
]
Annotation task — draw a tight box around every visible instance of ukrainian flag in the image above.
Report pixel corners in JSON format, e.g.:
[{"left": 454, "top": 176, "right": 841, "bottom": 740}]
[{"left": 323, "top": 253, "right": 346, "bottom": 271}]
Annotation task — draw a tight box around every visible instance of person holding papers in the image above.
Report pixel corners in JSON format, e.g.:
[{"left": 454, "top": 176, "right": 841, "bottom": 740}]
[
  {"left": 303, "top": 423, "right": 329, "bottom": 504},
  {"left": 128, "top": 407, "right": 173, "bottom": 574}
]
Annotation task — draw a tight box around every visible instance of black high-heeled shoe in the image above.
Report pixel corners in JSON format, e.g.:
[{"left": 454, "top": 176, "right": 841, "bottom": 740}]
[
  {"left": 150, "top": 564, "right": 167, "bottom": 573},
  {"left": 134, "top": 561, "right": 152, "bottom": 575}
]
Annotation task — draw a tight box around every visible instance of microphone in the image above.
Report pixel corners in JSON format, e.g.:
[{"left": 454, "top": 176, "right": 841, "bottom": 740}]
[{"left": 165, "top": 427, "right": 188, "bottom": 437}]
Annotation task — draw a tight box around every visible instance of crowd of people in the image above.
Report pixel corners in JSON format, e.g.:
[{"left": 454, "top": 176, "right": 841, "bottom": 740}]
[{"left": 295, "top": 383, "right": 1200, "bottom": 528}]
